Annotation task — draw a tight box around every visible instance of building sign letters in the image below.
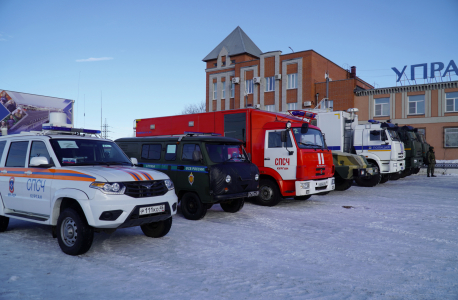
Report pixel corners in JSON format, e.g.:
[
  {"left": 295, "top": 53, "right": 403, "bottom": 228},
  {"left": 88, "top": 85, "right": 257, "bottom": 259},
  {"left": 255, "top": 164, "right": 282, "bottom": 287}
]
[{"left": 392, "top": 60, "right": 457, "bottom": 82}]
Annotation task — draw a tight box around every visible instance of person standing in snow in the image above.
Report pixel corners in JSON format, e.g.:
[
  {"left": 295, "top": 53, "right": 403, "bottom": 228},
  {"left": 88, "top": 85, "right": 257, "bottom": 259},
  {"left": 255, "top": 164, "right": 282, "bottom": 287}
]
[{"left": 427, "top": 146, "right": 436, "bottom": 177}]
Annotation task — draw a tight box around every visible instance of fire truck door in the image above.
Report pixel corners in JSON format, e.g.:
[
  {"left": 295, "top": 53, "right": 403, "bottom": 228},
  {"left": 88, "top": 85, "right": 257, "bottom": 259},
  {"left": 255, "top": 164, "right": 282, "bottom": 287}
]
[{"left": 264, "top": 130, "right": 297, "bottom": 180}]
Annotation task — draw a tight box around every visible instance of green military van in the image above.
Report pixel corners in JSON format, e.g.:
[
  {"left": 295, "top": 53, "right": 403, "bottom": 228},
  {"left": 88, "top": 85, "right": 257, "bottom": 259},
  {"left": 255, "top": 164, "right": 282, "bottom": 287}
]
[{"left": 115, "top": 135, "right": 259, "bottom": 220}]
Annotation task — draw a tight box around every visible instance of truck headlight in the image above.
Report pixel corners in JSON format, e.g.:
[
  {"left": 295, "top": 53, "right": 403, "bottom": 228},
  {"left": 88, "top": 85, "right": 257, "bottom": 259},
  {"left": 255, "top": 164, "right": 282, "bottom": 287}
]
[
  {"left": 90, "top": 182, "right": 126, "bottom": 195},
  {"left": 164, "top": 179, "right": 174, "bottom": 190},
  {"left": 414, "top": 159, "right": 417, "bottom": 163},
  {"left": 255, "top": 174, "right": 259, "bottom": 181},
  {"left": 332, "top": 178, "right": 335, "bottom": 185},
  {"left": 300, "top": 182, "right": 310, "bottom": 189},
  {"left": 393, "top": 163, "right": 397, "bottom": 167},
  {"left": 226, "top": 175, "right": 232, "bottom": 183}
]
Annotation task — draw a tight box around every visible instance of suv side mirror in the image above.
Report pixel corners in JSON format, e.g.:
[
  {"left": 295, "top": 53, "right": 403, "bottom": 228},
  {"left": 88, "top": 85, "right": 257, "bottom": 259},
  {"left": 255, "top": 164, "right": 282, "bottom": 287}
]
[
  {"left": 29, "top": 156, "right": 52, "bottom": 168},
  {"left": 130, "top": 157, "right": 138, "bottom": 165}
]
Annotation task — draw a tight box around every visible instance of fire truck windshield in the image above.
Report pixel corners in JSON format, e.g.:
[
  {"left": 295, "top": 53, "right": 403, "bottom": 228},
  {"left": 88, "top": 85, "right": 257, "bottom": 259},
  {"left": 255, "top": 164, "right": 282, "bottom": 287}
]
[{"left": 292, "top": 128, "right": 325, "bottom": 149}]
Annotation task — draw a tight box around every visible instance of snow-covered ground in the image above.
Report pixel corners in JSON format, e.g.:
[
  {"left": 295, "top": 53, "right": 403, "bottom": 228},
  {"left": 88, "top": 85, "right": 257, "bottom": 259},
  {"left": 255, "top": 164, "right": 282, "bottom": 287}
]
[{"left": 1, "top": 173, "right": 457, "bottom": 300}]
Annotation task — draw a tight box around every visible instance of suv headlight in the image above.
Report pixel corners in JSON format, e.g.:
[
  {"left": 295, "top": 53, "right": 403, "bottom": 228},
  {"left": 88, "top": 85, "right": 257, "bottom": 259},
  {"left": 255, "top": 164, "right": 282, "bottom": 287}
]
[
  {"left": 164, "top": 179, "right": 174, "bottom": 190},
  {"left": 90, "top": 182, "right": 126, "bottom": 195}
]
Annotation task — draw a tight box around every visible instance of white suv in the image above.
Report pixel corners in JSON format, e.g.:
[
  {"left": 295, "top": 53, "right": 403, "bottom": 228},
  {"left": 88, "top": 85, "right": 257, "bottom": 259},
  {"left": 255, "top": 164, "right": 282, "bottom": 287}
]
[{"left": 0, "top": 128, "right": 178, "bottom": 255}]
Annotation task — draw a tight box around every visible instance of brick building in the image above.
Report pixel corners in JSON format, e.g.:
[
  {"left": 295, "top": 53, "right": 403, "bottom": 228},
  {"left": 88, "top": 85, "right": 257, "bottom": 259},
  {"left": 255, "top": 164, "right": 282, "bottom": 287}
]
[
  {"left": 203, "top": 27, "right": 373, "bottom": 113},
  {"left": 355, "top": 81, "right": 458, "bottom": 160}
]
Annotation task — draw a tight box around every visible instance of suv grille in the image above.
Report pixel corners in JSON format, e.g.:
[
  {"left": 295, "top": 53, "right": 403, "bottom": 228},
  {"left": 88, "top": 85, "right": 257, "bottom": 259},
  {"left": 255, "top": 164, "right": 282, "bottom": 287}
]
[{"left": 124, "top": 181, "right": 168, "bottom": 198}]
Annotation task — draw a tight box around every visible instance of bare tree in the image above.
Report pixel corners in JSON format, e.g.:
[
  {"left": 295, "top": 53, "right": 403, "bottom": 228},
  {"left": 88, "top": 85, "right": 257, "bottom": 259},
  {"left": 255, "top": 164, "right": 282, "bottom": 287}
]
[{"left": 182, "top": 101, "right": 206, "bottom": 114}]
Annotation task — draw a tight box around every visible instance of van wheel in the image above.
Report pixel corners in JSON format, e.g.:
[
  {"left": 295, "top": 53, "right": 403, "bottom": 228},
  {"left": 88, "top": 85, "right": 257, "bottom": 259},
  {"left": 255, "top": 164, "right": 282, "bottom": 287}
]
[
  {"left": 220, "top": 198, "right": 245, "bottom": 213},
  {"left": 335, "top": 178, "right": 352, "bottom": 191},
  {"left": 294, "top": 195, "right": 311, "bottom": 200},
  {"left": 141, "top": 217, "right": 172, "bottom": 238},
  {"left": 354, "top": 166, "right": 381, "bottom": 187},
  {"left": 181, "top": 192, "right": 207, "bottom": 220},
  {"left": 256, "top": 179, "right": 281, "bottom": 207},
  {"left": 57, "top": 208, "right": 94, "bottom": 256},
  {"left": 0, "top": 216, "right": 9, "bottom": 232}
]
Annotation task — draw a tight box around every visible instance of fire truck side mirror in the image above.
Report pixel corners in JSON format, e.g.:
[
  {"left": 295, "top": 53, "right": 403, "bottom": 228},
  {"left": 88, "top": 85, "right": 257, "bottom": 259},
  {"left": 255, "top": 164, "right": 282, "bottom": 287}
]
[{"left": 301, "top": 123, "right": 309, "bottom": 134}]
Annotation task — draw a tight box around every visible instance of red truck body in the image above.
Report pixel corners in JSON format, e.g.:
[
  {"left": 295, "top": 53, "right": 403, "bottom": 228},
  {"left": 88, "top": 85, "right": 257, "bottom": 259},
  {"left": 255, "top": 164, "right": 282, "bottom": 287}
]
[{"left": 136, "top": 108, "right": 335, "bottom": 205}]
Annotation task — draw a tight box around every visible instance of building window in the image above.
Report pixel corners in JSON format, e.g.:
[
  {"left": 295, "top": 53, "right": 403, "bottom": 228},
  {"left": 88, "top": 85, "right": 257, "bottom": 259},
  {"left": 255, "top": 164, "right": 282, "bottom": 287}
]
[
  {"left": 445, "top": 128, "right": 458, "bottom": 147},
  {"left": 408, "top": 95, "right": 425, "bottom": 115},
  {"left": 213, "top": 82, "right": 217, "bottom": 100},
  {"left": 231, "top": 82, "right": 234, "bottom": 98},
  {"left": 222, "top": 82, "right": 226, "bottom": 99},
  {"left": 446, "top": 92, "right": 458, "bottom": 112},
  {"left": 374, "top": 97, "right": 390, "bottom": 116},
  {"left": 231, "top": 60, "right": 236, "bottom": 64},
  {"left": 287, "top": 73, "right": 298, "bottom": 89},
  {"left": 265, "top": 105, "right": 275, "bottom": 112},
  {"left": 246, "top": 79, "right": 253, "bottom": 94},
  {"left": 265, "top": 76, "right": 275, "bottom": 92},
  {"left": 287, "top": 103, "right": 297, "bottom": 110}
]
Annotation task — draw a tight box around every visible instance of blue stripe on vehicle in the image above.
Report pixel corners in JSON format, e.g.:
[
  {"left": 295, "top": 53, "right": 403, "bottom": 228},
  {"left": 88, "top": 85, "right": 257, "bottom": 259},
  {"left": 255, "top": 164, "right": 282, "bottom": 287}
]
[
  {"left": 327, "top": 146, "right": 341, "bottom": 150},
  {"left": 354, "top": 145, "right": 392, "bottom": 150}
]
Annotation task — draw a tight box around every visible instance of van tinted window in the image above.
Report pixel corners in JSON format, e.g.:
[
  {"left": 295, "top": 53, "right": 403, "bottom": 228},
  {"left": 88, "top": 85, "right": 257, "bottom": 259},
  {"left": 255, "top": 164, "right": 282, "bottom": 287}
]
[
  {"left": 6, "top": 141, "right": 29, "bottom": 167},
  {"left": 141, "top": 144, "right": 161, "bottom": 160},
  {"left": 182, "top": 144, "right": 201, "bottom": 161},
  {"left": 165, "top": 144, "right": 177, "bottom": 161}
]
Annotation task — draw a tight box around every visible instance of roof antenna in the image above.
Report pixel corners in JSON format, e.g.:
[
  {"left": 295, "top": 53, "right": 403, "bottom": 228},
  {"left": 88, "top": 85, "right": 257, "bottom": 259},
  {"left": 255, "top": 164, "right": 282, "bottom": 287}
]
[{"left": 289, "top": 47, "right": 294, "bottom": 53}]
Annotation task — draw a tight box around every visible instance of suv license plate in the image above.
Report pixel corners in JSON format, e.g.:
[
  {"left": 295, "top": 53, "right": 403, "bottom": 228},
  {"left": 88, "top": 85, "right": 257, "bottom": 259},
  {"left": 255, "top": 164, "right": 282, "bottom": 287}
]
[
  {"left": 248, "top": 191, "right": 259, "bottom": 197},
  {"left": 317, "top": 181, "right": 327, "bottom": 187},
  {"left": 139, "top": 205, "right": 165, "bottom": 215}
]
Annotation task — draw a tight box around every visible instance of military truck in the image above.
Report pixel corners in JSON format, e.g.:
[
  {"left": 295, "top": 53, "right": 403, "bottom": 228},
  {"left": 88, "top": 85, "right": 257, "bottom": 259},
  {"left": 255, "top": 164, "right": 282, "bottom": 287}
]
[
  {"left": 115, "top": 134, "right": 259, "bottom": 220},
  {"left": 397, "top": 125, "right": 423, "bottom": 177},
  {"left": 413, "top": 129, "right": 430, "bottom": 174}
]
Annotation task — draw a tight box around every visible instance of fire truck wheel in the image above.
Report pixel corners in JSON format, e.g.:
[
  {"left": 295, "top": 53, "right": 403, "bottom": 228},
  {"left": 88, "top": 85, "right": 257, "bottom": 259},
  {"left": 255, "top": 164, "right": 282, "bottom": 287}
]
[
  {"left": 256, "top": 179, "right": 282, "bottom": 207},
  {"left": 57, "top": 208, "right": 94, "bottom": 256},
  {"left": 220, "top": 198, "right": 245, "bottom": 213},
  {"left": 379, "top": 174, "right": 390, "bottom": 183},
  {"left": 389, "top": 172, "right": 402, "bottom": 180},
  {"left": 0, "top": 216, "right": 9, "bottom": 232},
  {"left": 335, "top": 178, "right": 353, "bottom": 191},
  {"left": 181, "top": 192, "right": 207, "bottom": 220},
  {"left": 294, "top": 195, "right": 312, "bottom": 200},
  {"left": 141, "top": 217, "right": 172, "bottom": 238}
]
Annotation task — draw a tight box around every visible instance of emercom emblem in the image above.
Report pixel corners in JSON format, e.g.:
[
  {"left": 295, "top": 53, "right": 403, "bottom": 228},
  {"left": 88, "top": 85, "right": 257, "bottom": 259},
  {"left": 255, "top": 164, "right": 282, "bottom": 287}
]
[{"left": 188, "top": 172, "right": 194, "bottom": 186}]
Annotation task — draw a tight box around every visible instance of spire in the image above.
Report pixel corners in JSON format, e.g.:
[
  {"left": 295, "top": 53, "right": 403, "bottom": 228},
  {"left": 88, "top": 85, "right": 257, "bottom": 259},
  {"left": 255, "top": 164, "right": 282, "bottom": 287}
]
[{"left": 203, "top": 26, "right": 262, "bottom": 61}]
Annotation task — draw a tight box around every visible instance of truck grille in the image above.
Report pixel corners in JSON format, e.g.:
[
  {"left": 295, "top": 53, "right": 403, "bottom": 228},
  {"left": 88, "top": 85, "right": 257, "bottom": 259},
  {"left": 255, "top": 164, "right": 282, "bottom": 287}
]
[{"left": 124, "top": 181, "right": 168, "bottom": 198}]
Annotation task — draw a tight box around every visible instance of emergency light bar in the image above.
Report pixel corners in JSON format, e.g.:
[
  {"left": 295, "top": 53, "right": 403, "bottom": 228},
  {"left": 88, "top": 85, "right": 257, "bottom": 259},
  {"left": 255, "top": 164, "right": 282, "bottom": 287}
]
[
  {"left": 41, "top": 125, "right": 101, "bottom": 134},
  {"left": 368, "top": 120, "right": 380, "bottom": 124},
  {"left": 381, "top": 123, "right": 396, "bottom": 129},
  {"left": 184, "top": 131, "right": 222, "bottom": 136},
  {"left": 289, "top": 110, "right": 317, "bottom": 119}
]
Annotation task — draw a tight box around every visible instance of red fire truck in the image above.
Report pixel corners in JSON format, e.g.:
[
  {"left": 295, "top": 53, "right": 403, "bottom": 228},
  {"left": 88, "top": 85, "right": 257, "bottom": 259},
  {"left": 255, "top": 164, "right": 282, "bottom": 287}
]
[{"left": 135, "top": 108, "right": 335, "bottom": 206}]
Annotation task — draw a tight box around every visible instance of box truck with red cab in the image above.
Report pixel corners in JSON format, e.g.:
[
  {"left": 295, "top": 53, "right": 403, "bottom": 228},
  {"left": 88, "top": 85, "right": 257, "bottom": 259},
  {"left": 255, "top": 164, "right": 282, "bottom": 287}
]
[{"left": 135, "top": 108, "right": 335, "bottom": 206}]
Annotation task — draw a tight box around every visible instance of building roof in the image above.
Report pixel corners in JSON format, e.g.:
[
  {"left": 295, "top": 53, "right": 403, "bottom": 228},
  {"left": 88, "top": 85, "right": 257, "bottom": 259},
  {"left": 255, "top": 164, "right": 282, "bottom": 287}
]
[{"left": 202, "top": 27, "right": 262, "bottom": 62}]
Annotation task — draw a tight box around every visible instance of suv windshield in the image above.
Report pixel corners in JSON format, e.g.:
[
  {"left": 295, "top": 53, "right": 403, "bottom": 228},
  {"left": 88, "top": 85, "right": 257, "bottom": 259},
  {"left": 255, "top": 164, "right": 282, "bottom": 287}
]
[
  {"left": 205, "top": 143, "right": 248, "bottom": 163},
  {"left": 388, "top": 129, "right": 400, "bottom": 141},
  {"left": 292, "top": 128, "right": 325, "bottom": 149},
  {"left": 50, "top": 139, "right": 132, "bottom": 166}
]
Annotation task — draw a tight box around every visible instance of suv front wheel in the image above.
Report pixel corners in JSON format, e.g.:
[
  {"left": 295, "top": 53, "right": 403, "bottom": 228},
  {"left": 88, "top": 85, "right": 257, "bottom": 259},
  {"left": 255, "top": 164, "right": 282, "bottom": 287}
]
[{"left": 57, "top": 208, "right": 94, "bottom": 256}]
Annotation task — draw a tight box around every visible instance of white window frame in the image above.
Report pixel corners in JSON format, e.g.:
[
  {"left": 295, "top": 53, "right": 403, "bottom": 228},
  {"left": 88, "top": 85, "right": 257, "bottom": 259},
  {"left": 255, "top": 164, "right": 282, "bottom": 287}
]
[
  {"left": 374, "top": 97, "right": 390, "bottom": 116},
  {"left": 287, "top": 103, "right": 297, "bottom": 110},
  {"left": 444, "top": 128, "right": 458, "bottom": 148},
  {"left": 246, "top": 79, "right": 253, "bottom": 94},
  {"left": 222, "top": 81, "right": 226, "bottom": 99},
  {"left": 213, "top": 82, "right": 217, "bottom": 100},
  {"left": 265, "top": 105, "right": 275, "bottom": 112},
  {"left": 287, "top": 73, "right": 298, "bottom": 89},
  {"left": 445, "top": 92, "right": 458, "bottom": 112},
  {"left": 408, "top": 95, "right": 425, "bottom": 115},
  {"left": 265, "top": 76, "right": 275, "bottom": 92},
  {"left": 231, "top": 82, "right": 234, "bottom": 98}
]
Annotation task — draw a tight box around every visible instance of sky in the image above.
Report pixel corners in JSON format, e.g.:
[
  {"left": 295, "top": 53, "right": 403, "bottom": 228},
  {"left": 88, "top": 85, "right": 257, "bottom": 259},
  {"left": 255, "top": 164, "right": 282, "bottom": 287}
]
[{"left": 0, "top": 0, "right": 457, "bottom": 140}]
